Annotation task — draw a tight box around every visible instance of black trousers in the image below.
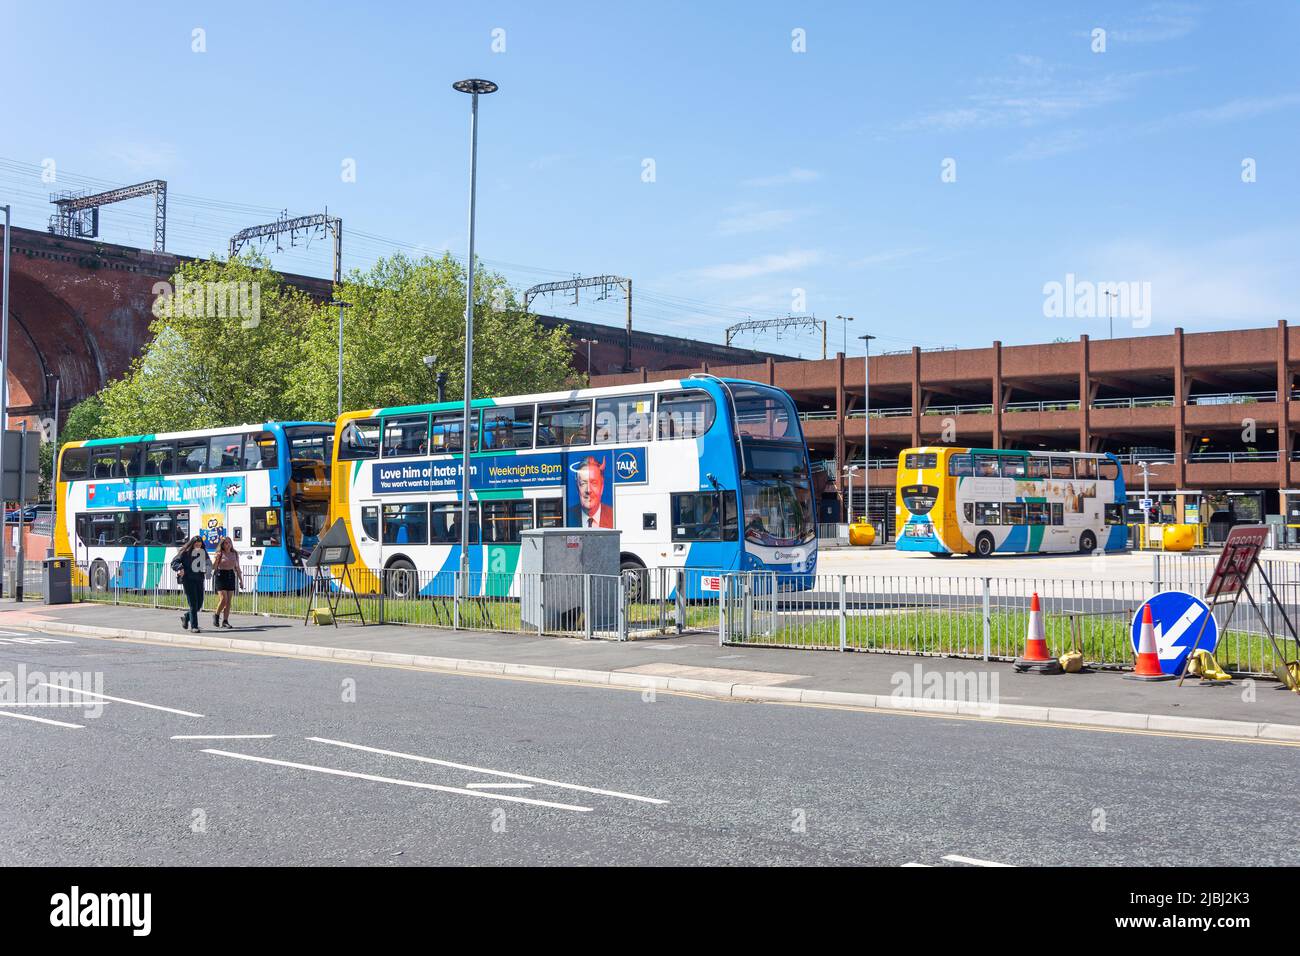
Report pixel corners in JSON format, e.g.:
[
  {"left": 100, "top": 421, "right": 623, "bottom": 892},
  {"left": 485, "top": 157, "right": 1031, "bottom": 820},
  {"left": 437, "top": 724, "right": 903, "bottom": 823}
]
[{"left": 181, "top": 576, "right": 206, "bottom": 627}]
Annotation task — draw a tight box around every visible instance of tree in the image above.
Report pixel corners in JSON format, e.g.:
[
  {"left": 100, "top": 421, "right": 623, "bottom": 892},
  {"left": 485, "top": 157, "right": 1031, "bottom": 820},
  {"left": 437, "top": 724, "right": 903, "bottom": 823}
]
[
  {"left": 287, "top": 252, "right": 576, "bottom": 416},
  {"left": 92, "top": 251, "right": 577, "bottom": 436},
  {"left": 98, "top": 255, "right": 319, "bottom": 435}
]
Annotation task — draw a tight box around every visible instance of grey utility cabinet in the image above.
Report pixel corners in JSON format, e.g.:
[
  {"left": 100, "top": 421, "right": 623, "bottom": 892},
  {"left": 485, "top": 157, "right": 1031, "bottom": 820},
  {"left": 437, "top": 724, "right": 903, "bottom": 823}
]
[{"left": 518, "top": 528, "right": 620, "bottom": 632}]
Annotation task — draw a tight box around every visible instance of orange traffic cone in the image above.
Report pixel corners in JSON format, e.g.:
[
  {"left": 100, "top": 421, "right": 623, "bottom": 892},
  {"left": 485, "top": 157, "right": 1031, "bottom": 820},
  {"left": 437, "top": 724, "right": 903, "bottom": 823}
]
[
  {"left": 1014, "top": 592, "right": 1062, "bottom": 674},
  {"left": 1125, "top": 602, "right": 1176, "bottom": 681}
]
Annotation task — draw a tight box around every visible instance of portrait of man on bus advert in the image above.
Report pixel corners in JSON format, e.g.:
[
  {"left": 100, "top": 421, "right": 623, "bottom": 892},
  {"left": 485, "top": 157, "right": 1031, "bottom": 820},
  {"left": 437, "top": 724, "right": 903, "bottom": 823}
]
[{"left": 567, "top": 453, "right": 614, "bottom": 529}]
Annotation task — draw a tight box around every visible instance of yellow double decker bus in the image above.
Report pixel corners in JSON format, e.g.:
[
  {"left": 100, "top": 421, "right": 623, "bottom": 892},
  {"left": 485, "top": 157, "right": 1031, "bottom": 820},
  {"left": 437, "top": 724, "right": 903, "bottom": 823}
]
[{"left": 894, "top": 447, "right": 1129, "bottom": 557}]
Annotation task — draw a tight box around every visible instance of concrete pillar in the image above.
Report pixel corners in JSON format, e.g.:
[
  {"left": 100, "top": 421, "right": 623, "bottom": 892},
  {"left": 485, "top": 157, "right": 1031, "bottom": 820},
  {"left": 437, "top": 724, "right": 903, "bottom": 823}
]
[
  {"left": 1078, "top": 334, "right": 1090, "bottom": 452},
  {"left": 835, "top": 352, "right": 846, "bottom": 514},
  {"left": 767, "top": 356, "right": 776, "bottom": 386},
  {"left": 1173, "top": 328, "right": 1186, "bottom": 490},
  {"left": 991, "top": 340, "right": 1003, "bottom": 449},
  {"left": 910, "top": 346, "right": 921, "bottom": 447}
]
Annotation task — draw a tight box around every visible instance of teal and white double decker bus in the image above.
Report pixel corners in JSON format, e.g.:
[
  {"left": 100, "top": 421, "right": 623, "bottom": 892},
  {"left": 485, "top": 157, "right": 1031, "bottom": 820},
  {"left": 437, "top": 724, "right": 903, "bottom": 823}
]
[
  {"left": 329, "top": 377, "right": 817, "bottom": 599},
  {"left": 55, "top": 422, "right": 334, "bottom": 591}
]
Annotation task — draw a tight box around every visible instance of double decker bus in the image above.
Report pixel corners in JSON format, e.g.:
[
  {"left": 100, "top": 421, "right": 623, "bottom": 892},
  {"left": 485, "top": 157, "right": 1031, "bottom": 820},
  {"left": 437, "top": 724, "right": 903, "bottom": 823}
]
[
  {"left": 894, "top": 446, "right": 1128, "bottom": 557},
  {"left": 55, "top": 422, "right": 334, "bottom": 591},
  {"left": 330, "top": 377, "right": 816, "bottom": 598}
]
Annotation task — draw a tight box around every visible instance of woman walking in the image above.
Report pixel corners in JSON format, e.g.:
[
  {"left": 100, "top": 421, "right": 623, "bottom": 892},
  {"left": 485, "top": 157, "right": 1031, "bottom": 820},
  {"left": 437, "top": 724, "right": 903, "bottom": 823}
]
[
  {"left": 212, "top": 536, "right": 243, "bottom": 629},
  {"left": 171, "top": 536, "right": 212, "bottom": 633}
]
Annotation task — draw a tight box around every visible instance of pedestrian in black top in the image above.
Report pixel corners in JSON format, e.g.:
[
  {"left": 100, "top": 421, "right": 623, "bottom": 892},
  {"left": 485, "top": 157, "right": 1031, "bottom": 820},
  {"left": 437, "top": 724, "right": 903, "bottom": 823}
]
[{"left": 171, "top": 536, "right": 212, "bottom": 632}]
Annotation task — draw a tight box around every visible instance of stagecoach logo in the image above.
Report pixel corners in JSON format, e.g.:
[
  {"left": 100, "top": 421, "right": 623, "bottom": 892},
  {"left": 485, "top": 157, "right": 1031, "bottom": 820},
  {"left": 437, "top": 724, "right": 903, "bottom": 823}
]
[{"left": 615, "top": 452, "right": 640, "bottom": 481}]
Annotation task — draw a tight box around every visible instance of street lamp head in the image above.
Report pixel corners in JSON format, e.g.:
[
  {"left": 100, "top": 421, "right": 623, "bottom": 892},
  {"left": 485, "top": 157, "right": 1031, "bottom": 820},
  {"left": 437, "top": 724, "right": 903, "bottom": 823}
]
[
  {"left": 858, "top": 333, "right": 876, "bottom": 342},
  {"left": 328, "top": 299, "right": 352, "bottom": 309},
  {"left": 453, "top": 78, "right": 498, "bottom": 95}
]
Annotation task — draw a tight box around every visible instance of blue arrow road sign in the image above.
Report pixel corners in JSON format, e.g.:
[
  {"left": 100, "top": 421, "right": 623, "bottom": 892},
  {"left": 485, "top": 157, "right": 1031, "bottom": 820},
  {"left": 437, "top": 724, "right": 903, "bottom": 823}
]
[{"left": 1132, "top": 590, "right": 1219, "bottom": 676}]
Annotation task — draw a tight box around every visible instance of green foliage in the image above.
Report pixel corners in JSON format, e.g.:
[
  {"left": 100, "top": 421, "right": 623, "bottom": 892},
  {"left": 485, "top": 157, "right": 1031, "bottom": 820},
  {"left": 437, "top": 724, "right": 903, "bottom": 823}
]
[{"left": 90, "top": 251, "right": 576, "bottom": 438}]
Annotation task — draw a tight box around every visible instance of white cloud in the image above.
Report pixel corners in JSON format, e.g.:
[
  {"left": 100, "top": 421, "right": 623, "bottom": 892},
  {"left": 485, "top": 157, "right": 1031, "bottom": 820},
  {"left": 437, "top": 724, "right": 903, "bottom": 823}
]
[
  {"left": 1080, "top": 229, "right": 1299, "bottom": 329},
  {"left": 849, "top": 248, "right": 925, "bottom": 268},
  {"left": 715, "top": 205, "right": 807, "bottom": 236},
  {"left": 742, "top": 168, "right": 821, "bottom": 187},
  {"left": 691, "top": 249, "right": 823, "bottom": 281},
  {"left": 1110, "top": 2, "right": 1200, "bottom": 43},
  {"left": 1146, "top": 92, "right": 1300, "bottom": 131},
  {"left": 1007, "top": 129, "right": 1088, "bottom": 162},
  {"left": 105, "top": 139, "right": 180, "bottom": 174}
]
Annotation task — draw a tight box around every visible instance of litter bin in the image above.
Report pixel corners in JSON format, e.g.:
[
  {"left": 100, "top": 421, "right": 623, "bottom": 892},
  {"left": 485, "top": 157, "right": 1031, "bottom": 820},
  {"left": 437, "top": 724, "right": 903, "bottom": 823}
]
[{"left": 43, "top": 557, "right": 72, "bottom": 605}]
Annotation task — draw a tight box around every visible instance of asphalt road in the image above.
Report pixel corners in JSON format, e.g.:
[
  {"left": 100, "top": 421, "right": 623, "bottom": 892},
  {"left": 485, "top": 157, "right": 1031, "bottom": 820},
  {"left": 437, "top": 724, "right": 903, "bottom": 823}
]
[{"left": 0, "top": 628, "right": 1295, "bottom": 866}]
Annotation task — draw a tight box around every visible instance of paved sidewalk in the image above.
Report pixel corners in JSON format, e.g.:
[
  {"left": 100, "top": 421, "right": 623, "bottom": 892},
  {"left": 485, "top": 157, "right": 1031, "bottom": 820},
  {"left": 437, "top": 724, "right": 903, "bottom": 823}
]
[{"left": 3, "top": 599, "right": 1297, "bottom": 741}]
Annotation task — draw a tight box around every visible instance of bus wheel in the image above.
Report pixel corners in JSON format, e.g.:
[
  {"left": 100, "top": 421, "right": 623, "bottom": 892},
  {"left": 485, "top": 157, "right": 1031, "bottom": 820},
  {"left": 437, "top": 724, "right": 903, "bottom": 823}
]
[
  {"left": 384, "top": 559, "right": 418, "bottom": 600},
  {"left": 89, "top": 559, "right": 110, "bottom": 593},
  {"left": 975, "top": 533, "right": 995, "bottom": 558},
  {"left": 1079, "top": 531, "right": 1097, "bottom": 554},
  {"left": 621, "top": 558, "right": 649, "bottom": 604}
]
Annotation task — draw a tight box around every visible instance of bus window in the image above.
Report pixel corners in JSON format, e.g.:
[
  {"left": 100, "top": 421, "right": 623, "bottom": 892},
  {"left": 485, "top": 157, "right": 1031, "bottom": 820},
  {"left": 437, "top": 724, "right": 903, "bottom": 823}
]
[
  {"left": 672, "top": 492, "right": 736, "bottom": 541},
  {"left": 145, "top": 442, "right": 174, "bottom": 475},
  {"left": 90, "top": 446, "right": 122, "bottom": 479},
  {"left": 1076, "top": 457, "right": 1098, "bottom": 479},
  {"left": 1105, "top": 503, "right": 1126, "bottom": 525},
  {"left": 176, "top": 438, "right": 208, "bottom": 474},
  {"left": 430, "top": 412, "right": 477, "bottom": 453},
  {"left": 975, "top": 502, "right": 1001, "bottom": 525},
  {"left": 383, "top": 415, "right": 430, "bottom": 457},
  {"left": 242, "top": 432, "right": 278, "bottom": 470},
  {"left": 382, "top": 503, "right": 429, "bottom": 546},
  {"left": 122, "top": 444, "right": 146, "bottom": 478},
  {"left": 1003, "top": 502, "right": 1026, "bottom": 524},
  {"left": 1001, "top": 456, "right": 1027, "bottom": 479},
  {"left": 359, "top": 506, "right": 379, "bottom": 541},
  {"left": 1050, "top": 457, "right": 1074, "bottom": 479},
  {"left": 1027, "top": 502, "right": 1049, "bottom": 524},
  {"left": 340, "top": 419, "right": 380, "bottom": 460},
  {"left": 430, "top": 502, "right": 478, "bottom": 544},
  {"left": 595, "top": 394, "right": 654, "bottom": 444},
  {"left": 1098, "top": 458, "right": 1119, "bottom": 480},
  {"left": 731, "top": 385, "right": 796, "bottom": 441},
  {"left": 974, "top": 455, "right": 1000, "bottom": 478},
  {"left": 657, "top": 390, "right": 715, "bottom": 440},
  {"left": 250, "top": 507, "right": 283, "bottom": 548},
  {"left": 142, "top": 511, "right": 188, "bottom": 546},
  {"left": 536, "top": 401, "right": 592, "bottom": 447},
  {"left": 536, "top": 498, "right": 563, "bottom": 528},
  {"left": 963, "top": 502, "right": 974, "bottom": 523},
  {"left": 1028, "top": 456, "right": 1051, "bottom": 479},
  {"left": 482, "top": 500, "right": 533, "bottom": 544},
  {"left": 208, "top": 435, "right": 244, "bottom": 472},
  {"left": 1050, "top": 502, "right": 1064, "bottom": 525},
  {"left": 904, "top": 453, "right": 937, "bottom": 470},
  {"left": 947, "top": 454, "right": 973, "bottom": 477},
  {"left": 60, "top": 447, "right": 89, "bottom": 482},
  {"left": 482, "top": 405, "right": 534, "bottom": 450}
]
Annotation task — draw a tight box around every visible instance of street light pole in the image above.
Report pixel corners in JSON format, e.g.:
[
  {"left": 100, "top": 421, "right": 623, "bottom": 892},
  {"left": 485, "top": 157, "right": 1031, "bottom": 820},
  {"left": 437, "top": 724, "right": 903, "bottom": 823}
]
[
  {"left": 330, "top": 300, "right": 352, "bottom": 417},
  {"left": 845, "top": 464, "right": 859, "bottom": 525},
  {"left": 858, "top": 333, "right": 876, "bottom": 541},
  {"left": 580, "top": 338, "right": 598, "bottom": 377},
  {"left": 453, "top": 78, "right": 498, "bottom": 584},
  {"left": 46, "top": 372, "right": 59, "bottom": 524},
  {"left": 835, "top": 314, "right": 854, "bottom": 355}
]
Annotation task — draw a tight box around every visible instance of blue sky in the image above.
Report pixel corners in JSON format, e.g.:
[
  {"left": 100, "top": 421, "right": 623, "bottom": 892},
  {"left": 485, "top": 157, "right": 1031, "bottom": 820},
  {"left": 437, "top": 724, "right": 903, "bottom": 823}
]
[{"left": 2, "top": 0, "right": 1297, "bottom": 356}]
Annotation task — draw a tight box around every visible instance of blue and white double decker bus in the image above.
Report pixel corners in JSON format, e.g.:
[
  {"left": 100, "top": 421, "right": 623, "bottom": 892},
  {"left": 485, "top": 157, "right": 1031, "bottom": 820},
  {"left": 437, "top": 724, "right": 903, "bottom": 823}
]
[
  {"left": 330, "top": 377, "right": 817, "bottom": 599},
  {"left": 54, "top": 422, "right": 334, "bottom": 592}
]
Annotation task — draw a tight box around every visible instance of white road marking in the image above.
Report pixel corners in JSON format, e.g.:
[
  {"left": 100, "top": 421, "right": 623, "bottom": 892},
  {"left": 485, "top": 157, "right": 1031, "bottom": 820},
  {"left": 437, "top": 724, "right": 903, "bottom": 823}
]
[
  {"left": 0, "top": 702, "right": 109, "bottom": 707},
  {"left": 171, "top": 734, "right": 275, "bottom": 740},
  {"left": 901, "top": 862, "right": 932, "bottom": 867},
  {"left": 308, "top": 736, "right": 669, "bottom": 805},
  {"left": 202, "top": 749, "right": 592, "bottom": 812},
  {"left": 942, "top": 854, "right": 1014, "bottom": 867},
  {"left": 0, "top": 636, "right": 74, "bottom": 645},
  {"left": 36, "top": 683, "right": 203, "bottom": 718},
  {"left": 465, "top": 782, "right": 534, "bottom": 790},
  {"left": 0, "top": 710, "right": 84, "bottom": 729}
]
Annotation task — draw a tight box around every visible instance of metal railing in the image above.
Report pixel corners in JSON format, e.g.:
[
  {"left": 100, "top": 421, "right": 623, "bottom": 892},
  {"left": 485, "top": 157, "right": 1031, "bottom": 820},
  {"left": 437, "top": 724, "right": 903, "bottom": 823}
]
[
  {"left": 1092, "top": 396, "right": 1174, "bottom": 409},
  {"left": 1002, "top": 400, "right": 1080, "bottom": 413},
  {"left": 719, "top": 564, "right": 1297, "bottom": 677},
  {"left": 1188, "top": 390, "right": 1275, "bottom": 405},
  {"left": 69, "top": 560, "right": 722, "bottom": 641}
]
